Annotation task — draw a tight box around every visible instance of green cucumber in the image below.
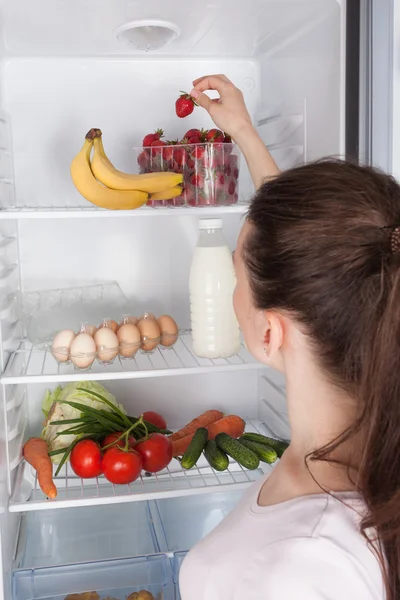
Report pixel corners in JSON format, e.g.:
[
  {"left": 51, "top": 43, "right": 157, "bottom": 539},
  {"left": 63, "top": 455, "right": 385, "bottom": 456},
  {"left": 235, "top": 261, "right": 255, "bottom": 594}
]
[
  {"left": 204, "top": 440, "right": 229, "bottom": 472},
  {"left": 215, "top": 433, "right": 260, "bottom": 470},
  {"left": 239, "top": 439, "right": 277, "bottom": 464},
  {"left": 240, "top": 433, "right": 289, "bottom": 458},
  {"left": 181, "top": 427, "right": 208, "bottom": 469}
]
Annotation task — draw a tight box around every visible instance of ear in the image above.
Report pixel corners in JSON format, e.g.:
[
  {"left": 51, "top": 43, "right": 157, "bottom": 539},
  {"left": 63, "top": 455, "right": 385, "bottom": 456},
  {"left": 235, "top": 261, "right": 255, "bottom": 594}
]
[{"left": 263, "top": 311, "right": 283, "bottom": 360}]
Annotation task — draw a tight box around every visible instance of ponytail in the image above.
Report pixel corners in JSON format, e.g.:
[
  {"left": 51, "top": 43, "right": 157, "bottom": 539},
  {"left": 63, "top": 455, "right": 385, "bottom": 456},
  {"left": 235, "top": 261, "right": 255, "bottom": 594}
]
[{"left": 358, "top": 266, "right": 400, "bottom": 599}]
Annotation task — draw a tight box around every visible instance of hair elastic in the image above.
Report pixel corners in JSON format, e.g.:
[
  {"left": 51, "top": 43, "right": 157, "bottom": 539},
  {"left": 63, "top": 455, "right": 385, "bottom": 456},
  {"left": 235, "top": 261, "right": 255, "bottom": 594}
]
[{"left": 391, "top": 226, "right": 400, "bottom": 255}]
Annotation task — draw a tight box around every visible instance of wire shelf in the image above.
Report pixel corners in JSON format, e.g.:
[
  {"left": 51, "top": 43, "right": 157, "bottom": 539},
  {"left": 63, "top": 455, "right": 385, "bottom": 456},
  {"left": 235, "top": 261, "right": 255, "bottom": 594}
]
[
  {"left": 0, "top": 204, "right": 249, "bottom": 220},
  {"left": 1, "top": 333, "right": 260, "bottom": 384},
  {"left": 9, "top": 421, "right": 272, "bottom": 512}
]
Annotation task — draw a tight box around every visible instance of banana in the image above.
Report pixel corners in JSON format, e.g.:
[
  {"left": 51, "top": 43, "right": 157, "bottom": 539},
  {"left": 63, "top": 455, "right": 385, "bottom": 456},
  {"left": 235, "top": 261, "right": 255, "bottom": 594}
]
[
  {"left": 150, "top": 186, "right": 183, "bottom": 201},
  {"left": 70, "top": 134, "right": 148, "bottom": 210},
  {"left": 91, "top": 131, "right": 183, "bottom": 193}
]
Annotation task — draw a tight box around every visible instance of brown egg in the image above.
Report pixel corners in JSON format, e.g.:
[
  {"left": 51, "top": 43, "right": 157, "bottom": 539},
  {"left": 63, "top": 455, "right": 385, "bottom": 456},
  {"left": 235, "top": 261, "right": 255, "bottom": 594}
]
[
  {"left": 138, "top": 312, "right": 156, "bottom": 322},
  {"left": 94, "top": 328, "right": 119, "bottom": 362},
  {"left": 98, "top": 319, "right": 119, "bottom": 333},
  {"left": 70, "top": 333, "right": 96, "bottom": 369},
  {"left": 117, "top": 323, "right": 141, "bottom": 358},
  {"left": 52, "top": 329, "right": 76, "bottom": 362},
  {"left": 82, "top": 324, "right": 97, "bottom": 336},
  {"left": 157, "top": 315, "right": 179, "bottom": 347},
  {"left": 137, "top": 318, "right": 161, "bottom": 352},
  {"left": 121, "top": 314, "right": 139, "bottom": 326}
]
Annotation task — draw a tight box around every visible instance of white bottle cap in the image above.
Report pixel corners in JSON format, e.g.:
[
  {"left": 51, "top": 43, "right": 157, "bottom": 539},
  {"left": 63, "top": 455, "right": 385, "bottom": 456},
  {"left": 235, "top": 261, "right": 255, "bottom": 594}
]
[{"left": 198, "top": 218, "right": 223, "bottom": 230}]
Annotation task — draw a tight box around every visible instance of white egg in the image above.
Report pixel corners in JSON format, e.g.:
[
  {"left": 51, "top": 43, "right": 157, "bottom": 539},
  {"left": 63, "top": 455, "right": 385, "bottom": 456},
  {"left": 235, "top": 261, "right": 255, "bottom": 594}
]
[
  {"left": 52, "top": 329, "right": 76, "bottom": 362},
  {"left": 70, "top": 333, "right": 96, "bottom": 369},
  {"left": 94, "top": 327, "right": 119, "bottom": 362}
]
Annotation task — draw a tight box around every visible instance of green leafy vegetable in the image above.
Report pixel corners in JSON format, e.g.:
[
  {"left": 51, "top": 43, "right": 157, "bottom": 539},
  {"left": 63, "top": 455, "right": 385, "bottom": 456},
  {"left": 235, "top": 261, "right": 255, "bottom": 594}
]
[{"left": 41, "top": 382, "right": 125, "bottom": 463}]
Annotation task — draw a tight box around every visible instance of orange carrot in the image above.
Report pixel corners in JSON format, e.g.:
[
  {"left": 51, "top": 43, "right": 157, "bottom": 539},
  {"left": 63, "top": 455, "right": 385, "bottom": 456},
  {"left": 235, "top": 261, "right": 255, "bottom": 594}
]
[
  {"left": 172, "top": 415, "right": 246, "bottom": 457},
  {"left": 23, "top": 437, "right": 57, "bottom": 499},
  {"left": 169, "top": 410, "right": 224, "bottom": 442},
  {"left": 207, "top": 415, "right": 246, "bottom": 440}
]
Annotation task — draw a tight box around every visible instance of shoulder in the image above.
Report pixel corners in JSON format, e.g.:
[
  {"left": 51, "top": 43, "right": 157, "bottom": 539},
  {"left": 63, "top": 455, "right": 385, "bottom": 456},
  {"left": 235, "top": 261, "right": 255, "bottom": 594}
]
[{"left": 236, "top": 535, "right": 384, "bottom": 600}]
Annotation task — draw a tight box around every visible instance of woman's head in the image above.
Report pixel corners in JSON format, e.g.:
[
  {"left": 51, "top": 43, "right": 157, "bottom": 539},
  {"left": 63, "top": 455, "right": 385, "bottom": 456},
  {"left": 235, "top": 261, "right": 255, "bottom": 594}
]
[{"left": 234, "top": 158, "right": 400, "bottom": 599}]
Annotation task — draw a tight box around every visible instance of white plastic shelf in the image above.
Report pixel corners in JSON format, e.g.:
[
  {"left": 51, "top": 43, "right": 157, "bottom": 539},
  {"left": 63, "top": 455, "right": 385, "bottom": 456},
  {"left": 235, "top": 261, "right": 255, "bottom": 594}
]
[
  {"left": 0, "top": 204, "right": 249, "bottom": 220},
  {"left": 1, "top": 334, "right": 260, "bottom": 385},
  {"left": 9, "top": 420, "right": 272, "bottom": 512}
]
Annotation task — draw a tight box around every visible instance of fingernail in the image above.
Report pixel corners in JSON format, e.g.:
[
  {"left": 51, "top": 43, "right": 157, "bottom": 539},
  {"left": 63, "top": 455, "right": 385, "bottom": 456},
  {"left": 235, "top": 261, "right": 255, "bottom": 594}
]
[{"left": 190, "top": 89, "right": 200, "bottom": 99}]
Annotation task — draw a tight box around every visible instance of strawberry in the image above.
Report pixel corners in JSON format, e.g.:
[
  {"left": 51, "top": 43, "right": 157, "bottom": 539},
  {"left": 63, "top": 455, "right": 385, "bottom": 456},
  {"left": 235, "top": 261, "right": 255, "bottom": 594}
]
[
  {"left": 228, "top": 181, "right": 236, "bottom": 195},
  {"left": 142, "top": 129, "right": 163, "bottom": 147},
  {"left": 190, "top": 173, "right": 204, "bottom": 187},
  {"left": 162, "top": 141, "right": 176, "bottom": 163},
  {"left": 192, "top": 145, "right": 206, "bottom": 160},
  {"left": 223, "top": 133, "right": 232, "bottom": 143},
  {"left": 137, "top": 150, "right": 149, "bottom": 170},
  {"left": 184, "top": 128, "right": 201, "bottom": 139},
  {"left": 215, "top": 173, "right": 226, "bottom": 193},
  {"left": 206, "top": 129, "right": 224, "bottom": 143},
  {"left": 150, "top": 139, "right": 166, "bottom": 157},
  {"left": 174, "top": 146, "right": 187, "bottom": 167},
  {"left": 187, "top": 157, "right": 195, "bottom": 170},
  {"left": 175, "top": 91, "right": 197, "bottom": 118},
  {"left": 187, "top": 135, "right": 202, "bottom": 144}
]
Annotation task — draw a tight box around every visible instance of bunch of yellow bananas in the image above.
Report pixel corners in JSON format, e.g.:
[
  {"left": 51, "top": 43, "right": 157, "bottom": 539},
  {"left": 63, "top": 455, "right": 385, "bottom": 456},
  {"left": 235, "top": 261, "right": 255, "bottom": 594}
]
[{"left": 70, "top": 128, "right": 183, "bottom": 210}]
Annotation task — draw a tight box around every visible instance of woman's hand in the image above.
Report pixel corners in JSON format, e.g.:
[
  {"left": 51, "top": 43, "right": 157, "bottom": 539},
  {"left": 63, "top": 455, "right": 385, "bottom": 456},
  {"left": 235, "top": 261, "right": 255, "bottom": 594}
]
[
  {"left": 190, "top": 74, "right": 280, "bottom": 187},
  {"left": 190, "top": 74, "right": 253, "bottom": 142}
]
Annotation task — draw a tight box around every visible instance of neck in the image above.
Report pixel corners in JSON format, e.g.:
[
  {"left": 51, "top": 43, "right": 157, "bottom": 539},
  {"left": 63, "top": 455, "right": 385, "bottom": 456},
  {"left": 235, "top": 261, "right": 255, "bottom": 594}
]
[{"left": 282, "top": 339, "right": 361, "bottom": 491}]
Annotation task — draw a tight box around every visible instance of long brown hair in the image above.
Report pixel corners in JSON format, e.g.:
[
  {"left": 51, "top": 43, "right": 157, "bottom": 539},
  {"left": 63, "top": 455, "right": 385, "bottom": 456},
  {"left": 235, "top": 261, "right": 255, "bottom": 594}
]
[{"left": 244, "top": 159, "right": 400, "bottom": 600}]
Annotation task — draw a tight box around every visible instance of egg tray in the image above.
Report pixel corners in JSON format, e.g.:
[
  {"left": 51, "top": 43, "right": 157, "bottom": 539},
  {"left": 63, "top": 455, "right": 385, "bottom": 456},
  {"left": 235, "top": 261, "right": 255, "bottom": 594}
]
[{"left": 50, "top": 315, "right": 182, "bottom": 369}]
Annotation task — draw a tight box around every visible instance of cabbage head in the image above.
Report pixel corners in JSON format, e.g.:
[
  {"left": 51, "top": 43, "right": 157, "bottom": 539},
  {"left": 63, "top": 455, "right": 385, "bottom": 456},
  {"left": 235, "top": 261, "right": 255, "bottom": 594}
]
[{"left": 41, "top": 381, "right": 126, "bottom": 463}]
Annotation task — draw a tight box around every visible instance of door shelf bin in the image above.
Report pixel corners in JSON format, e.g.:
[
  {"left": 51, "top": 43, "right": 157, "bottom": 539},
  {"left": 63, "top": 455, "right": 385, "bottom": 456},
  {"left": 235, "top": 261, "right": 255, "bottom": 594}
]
[
  {"left": 15, "top": 502, "right": 162, "bottom": 569},
  {"left": 13, "top": 554, "right": 169, "bottom": 600},
  {"left": 151, "top": 491, "right": 243, "bottom": 553}
]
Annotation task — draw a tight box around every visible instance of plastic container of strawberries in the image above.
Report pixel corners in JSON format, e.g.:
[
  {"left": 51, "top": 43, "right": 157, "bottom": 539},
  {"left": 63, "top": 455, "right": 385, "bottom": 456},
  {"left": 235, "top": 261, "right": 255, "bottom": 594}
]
[{"left": 134, "top": 142, "right": 240, "bottom": 207}]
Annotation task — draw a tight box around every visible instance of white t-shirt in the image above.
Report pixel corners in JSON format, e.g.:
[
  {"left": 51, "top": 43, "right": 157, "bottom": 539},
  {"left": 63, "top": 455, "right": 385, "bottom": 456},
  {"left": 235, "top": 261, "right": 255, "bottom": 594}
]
[{"left": 179, "top": 474, "right": 385, "bottom": 600}]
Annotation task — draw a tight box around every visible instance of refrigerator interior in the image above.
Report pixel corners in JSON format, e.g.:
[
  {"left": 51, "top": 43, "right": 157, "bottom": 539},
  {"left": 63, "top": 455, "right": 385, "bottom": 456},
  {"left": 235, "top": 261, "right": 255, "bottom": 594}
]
[{"left": 0, "top": 0, "right": 345, "bottom": 598}]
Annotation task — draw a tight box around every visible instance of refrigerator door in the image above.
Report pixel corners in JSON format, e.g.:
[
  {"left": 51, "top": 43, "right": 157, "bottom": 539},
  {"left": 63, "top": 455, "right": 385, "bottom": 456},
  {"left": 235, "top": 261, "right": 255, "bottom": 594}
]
[{"left": 360, "top": 0, "right": 397, "bottom": 175}]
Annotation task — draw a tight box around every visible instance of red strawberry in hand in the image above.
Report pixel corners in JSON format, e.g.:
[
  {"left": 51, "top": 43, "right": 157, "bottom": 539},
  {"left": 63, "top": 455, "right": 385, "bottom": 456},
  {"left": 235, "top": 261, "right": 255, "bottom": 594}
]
[
  {"left": 176, "top": 91, "right": 197, "bottom": 118},
  {"left": 143, "top": 129, "right": 163, "bottom": 147}
]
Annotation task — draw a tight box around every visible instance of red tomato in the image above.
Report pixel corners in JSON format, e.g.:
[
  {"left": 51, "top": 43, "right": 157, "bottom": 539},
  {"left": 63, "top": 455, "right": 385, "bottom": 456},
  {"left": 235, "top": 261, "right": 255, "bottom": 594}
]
[
  {"left": 70, "top": 439, "right": 103, "bottom": 479},
  {"left": 135, "top": 433, "right": 172, "bottom": 473},
  {"left": 102, "top": 447, "right": 143, "bottom": 485},
  {"left": 101, "top": 432, "right": 136, "bottom": 450},
  {"left": 143, "top": 411, "right": 167, "bottom": 430}
]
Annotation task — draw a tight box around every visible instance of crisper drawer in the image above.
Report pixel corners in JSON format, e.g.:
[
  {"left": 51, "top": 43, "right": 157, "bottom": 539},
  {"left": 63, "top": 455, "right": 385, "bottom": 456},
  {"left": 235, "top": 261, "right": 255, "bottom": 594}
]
[
  {"left": 150, "top": 490, "right": 244, "bottom": 553},
  {"left": 172, "top": 552, "right": 187, "bottom": 600},
  {"left": 15, "top": 502, "right": 161, "bottom": 569},
  {"left": 13, "top": 554, "right": 169, "bottom": 600}
]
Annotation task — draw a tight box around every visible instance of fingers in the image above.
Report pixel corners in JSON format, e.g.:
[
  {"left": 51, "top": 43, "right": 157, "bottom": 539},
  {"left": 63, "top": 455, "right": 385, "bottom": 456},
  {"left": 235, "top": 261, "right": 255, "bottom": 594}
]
[
  {"left": 192, "top": 74, "right": 232, "bottom": 93},
  {"left": 190, "top": 90, "right": 213, "bottom": 113}
]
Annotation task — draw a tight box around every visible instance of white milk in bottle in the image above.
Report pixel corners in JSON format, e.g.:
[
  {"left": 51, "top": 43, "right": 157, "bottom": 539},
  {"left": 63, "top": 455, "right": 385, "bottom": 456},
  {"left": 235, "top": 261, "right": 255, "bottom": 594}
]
[{"left": 189, "top": 219, "right": 240, "bottom": 358}]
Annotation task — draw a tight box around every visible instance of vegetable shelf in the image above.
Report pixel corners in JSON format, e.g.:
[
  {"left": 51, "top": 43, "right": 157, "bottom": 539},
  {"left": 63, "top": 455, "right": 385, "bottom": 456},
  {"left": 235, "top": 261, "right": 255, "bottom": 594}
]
[
  {"left": 1, "top": 334, "right": 260, "bottom": 385},
  {"left": 9, "top": 420, "right": 274, "bottom": 513}
]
